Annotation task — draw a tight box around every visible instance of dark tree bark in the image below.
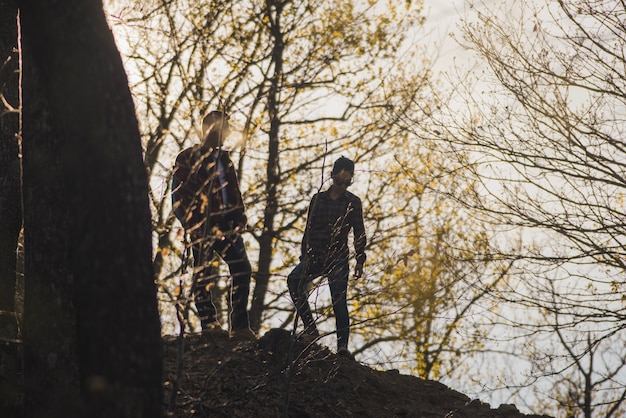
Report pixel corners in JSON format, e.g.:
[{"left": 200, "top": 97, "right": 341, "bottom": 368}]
[
  {"left": 0, "top": 0, "right": 21, "bottom": 322},
  {"left": 0, "top": 3, "right": 23, "bottom": 415},
  {"left": 18, "top": 1, "right": 163, "bottom": 417},
  {"left": 19, "top": 9, "right": 79, "bottom": 417},
  {"left": 248, "top": 0, "right": 284, "bottom": 331}
]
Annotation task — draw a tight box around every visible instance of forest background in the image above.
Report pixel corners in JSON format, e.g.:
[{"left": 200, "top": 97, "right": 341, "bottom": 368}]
[
  {"left": 107, "top": 0, "right": 626, "bottom": 416},
  {"left": 1, "top": 0, "right": 625, "bottom": 417}
]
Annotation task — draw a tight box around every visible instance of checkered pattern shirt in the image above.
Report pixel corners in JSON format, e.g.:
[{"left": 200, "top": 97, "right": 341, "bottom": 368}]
[{"left": 301, "top": 189, "right": 367, "bottom": 266}]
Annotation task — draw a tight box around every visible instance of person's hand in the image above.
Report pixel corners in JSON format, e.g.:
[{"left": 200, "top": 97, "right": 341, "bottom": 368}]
[
  {"left": 233, "top": 223, "right": 249, "bottom": 236},
  {"left": 354, "top": 263, "right": 364, "bottom": 279},
  {"left": 211, "top": 226, "right": 225, "bottom": 240}
]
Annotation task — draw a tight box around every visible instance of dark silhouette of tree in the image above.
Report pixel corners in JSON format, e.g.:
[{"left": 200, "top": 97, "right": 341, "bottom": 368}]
[
  {"left": 0, "top": 0, "right": 20, "bottom": 332},
  {"left": 0, "top": 3, "right": 22, "bottom": 414},
  {"left": 16, "top": 0, "right": 163, "bottom": 416}
]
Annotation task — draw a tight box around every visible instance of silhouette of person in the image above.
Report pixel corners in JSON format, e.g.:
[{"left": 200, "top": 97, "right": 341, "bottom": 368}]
[
  {"left": 288, "top": 156, "right": 367, "bottom": 356},
  {"left": 172, "top": 110, "right": 254, "bottom": 339}
]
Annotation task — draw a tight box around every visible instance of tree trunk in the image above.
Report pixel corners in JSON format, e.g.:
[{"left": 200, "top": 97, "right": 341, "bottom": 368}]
[
  {"left": 21, "top": 42, "right": 79, "bottom": 414},
  {"left": 0, "top": 0, "right": 21, "bottom": 324},
  {"left": 0, "top": 3, "right": 23, "bottom": 415},
  {"left": 18, "top": 1, "right": 163, "bottom": 416},
  {"left": 249, "top": 1, "right": 284, "bottom": 331}
]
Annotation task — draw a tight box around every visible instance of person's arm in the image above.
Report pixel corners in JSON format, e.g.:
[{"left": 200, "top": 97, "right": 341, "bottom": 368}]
[
  {"left": 301, "top": 194, "right": 317, "bottom": 259},
  {"left": 172, "top": 150, "right": 193, "bottom": 225},
  {"left": 352, "top": 197, "right": 367, "bottom": 278},
  {"left": 224, "top": 153, "right": 248, "bottom": 231}
]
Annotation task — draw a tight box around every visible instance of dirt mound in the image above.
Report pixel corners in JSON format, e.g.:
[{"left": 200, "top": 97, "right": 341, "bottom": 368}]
[{"left": 162, "top": 328, "right": 552, "bottom": 418}]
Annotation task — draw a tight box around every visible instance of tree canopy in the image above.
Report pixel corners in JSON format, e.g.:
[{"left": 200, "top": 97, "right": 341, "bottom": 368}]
[{"left": 422, "top": 0, "right": 626, "bottom": 415}]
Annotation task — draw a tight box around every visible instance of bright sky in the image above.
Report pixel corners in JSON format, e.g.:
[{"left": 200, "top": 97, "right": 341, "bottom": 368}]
[
  {"left": 420, "top": 0, "right": 539, "bottom": 72},
  {"left": 423, "top": 1, "right": 467, "bottom": 61}
]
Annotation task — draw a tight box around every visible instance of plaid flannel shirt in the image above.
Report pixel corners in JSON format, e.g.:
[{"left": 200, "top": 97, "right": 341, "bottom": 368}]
[
  {"left": 172, "top": 147, "right": 246, "bottom": 235},
  {"left": 301, "top": 189, "right": 367, "bottom": 266}
]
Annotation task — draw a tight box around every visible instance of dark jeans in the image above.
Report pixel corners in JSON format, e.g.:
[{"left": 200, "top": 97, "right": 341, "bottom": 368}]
[
  {"left": 287, "top": 257, "right": 350, "bottom": 349},
  {"left": 191, "top": 233, "right": 251, "bottom": 330}
]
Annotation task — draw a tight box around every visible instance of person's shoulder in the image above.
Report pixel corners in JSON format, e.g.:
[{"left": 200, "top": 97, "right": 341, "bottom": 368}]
[
  {"left": 314, "top": 190, "right": 330, "bottom": 200},
  {"left": 176, "top": 147, "right": 194, "bottom": 161},
  {"left": 309, "top": 191, "right": 325, "bottom": 205},
  {"left": 345, "top": 191, "right": 362, "bottom": 204},
  {"left": 346, "top": 190, "right": 361, "bottom": 202}
]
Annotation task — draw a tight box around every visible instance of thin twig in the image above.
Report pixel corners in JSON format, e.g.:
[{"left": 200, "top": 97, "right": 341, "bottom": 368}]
[{"left": 282, "top": 139, "right": 329, "bottom": 418}]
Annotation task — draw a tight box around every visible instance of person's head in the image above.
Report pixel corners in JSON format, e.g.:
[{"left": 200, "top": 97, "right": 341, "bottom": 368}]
[
  {"left": 201, "top": 110, "right": 230, "bottom": 148},
  {"left": 331, "top": 156, "right": 354, "bottom": 190}
]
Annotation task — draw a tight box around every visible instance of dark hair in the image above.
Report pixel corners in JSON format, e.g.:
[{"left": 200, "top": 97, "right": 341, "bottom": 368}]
[
  {"left": 332, "top": 156, "right": 354, "bottom": 175},
  {"left": 203, "top": 110, "right": 229, "bottom": 127}
]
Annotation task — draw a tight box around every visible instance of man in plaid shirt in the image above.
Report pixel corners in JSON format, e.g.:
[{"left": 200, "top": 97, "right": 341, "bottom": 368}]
[
  {"left": 172, "top": 110, "right": 254, "bottom": 340},
  {"left": 288, "top": 156, "right": 367, "bottom": 357}
]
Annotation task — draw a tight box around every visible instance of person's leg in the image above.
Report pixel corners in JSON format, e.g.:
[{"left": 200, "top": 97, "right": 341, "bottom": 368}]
[
  {"left": 215, "top": 234, "right": 252, "bottom": 330},
  {"left": 287, "top": 261, "right": 319, "bottom": 337},
  {"left": 191, "top": 237, "right": 220, "bottom": 330},
  {"left": 328, "top": 259, "right": 350, "bottom": 350}
]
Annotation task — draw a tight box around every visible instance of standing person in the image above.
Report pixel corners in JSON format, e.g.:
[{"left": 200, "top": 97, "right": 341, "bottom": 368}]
[
  {"left": 288, "top": 156, "right": 367, "bottom": 356},
  {"left": 172, "top": 110, "right": 255, "bottom": 340}
]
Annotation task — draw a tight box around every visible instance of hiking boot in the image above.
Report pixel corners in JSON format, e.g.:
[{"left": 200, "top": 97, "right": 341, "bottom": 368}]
[
  {"left": 230, "top": 327, "right": 257, "bottom": 341},
  {"left": 337, "top": 347, "right": 354, "bottom": 359}
]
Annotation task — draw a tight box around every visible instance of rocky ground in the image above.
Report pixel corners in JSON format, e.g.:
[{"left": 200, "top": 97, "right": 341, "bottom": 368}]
[{"left": 162, "top": 328, "right": 553, "bottom": 418}]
